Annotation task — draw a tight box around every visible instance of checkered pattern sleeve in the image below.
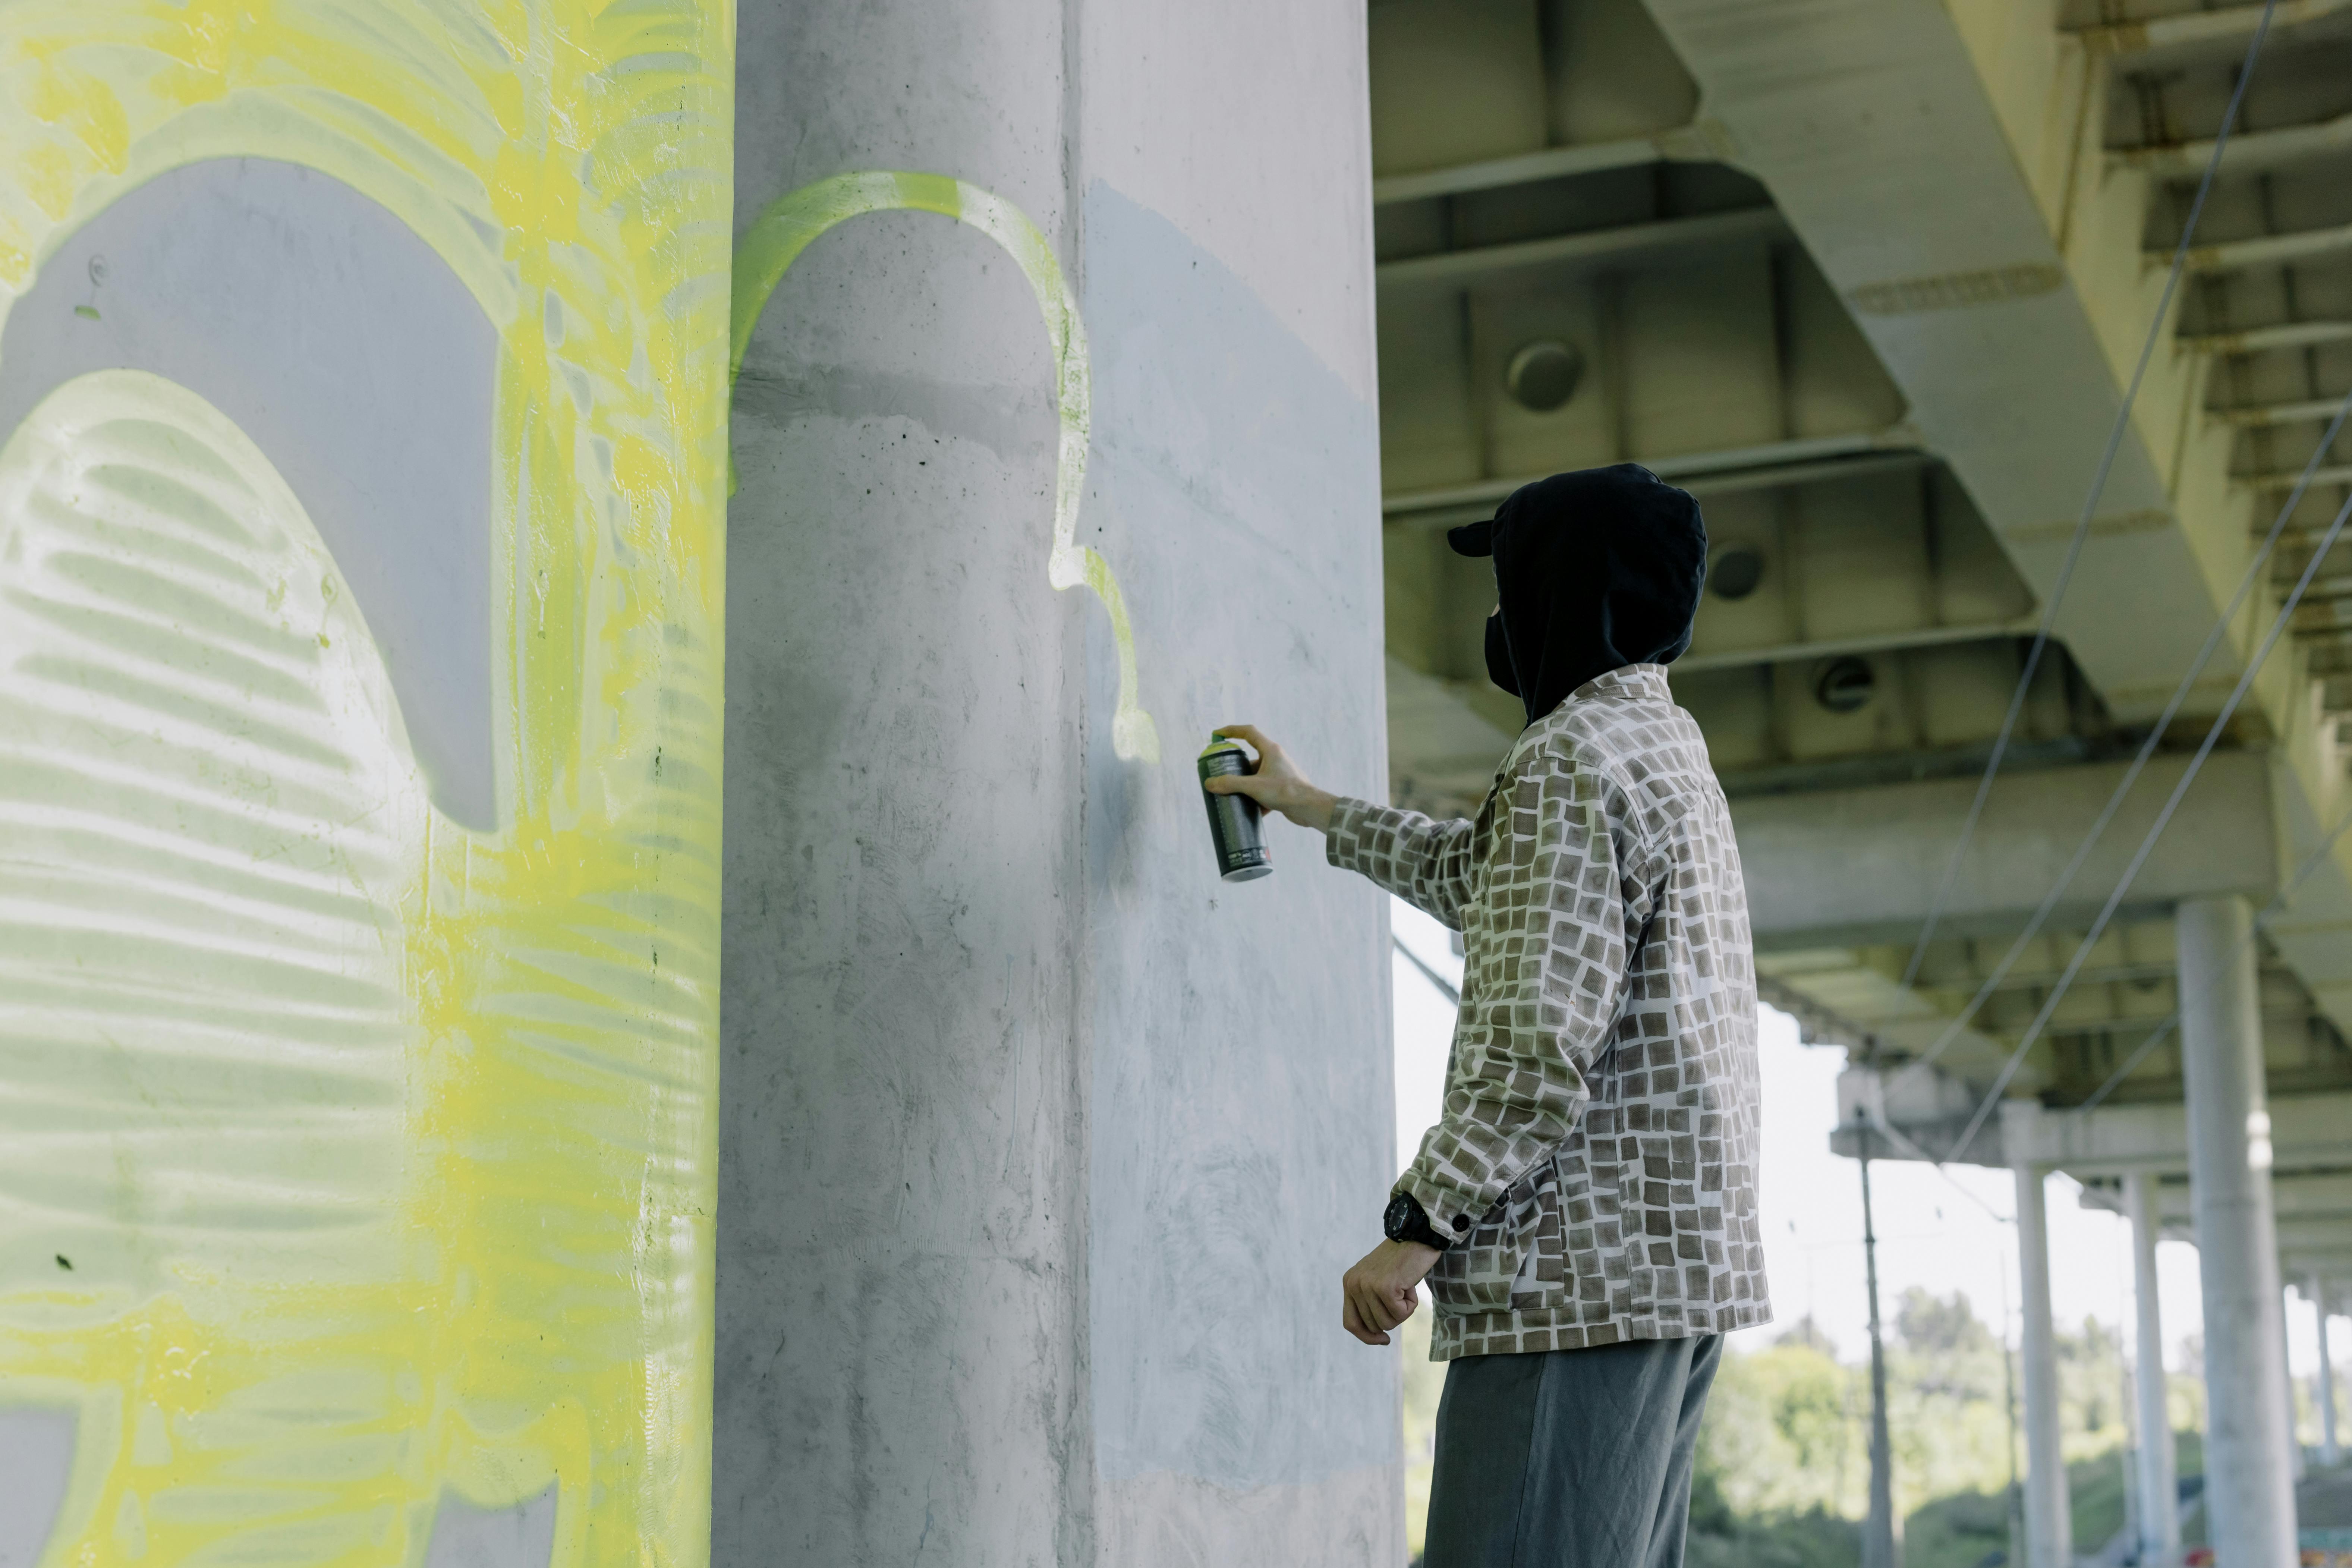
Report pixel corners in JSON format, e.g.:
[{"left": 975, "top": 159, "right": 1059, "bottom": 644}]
[
  {"left": 1323, "top": 797, "right": 1478, "bottom": 930},
  {"left": 1395, "top": 752, "right": 1647, "bottom": 1245}
]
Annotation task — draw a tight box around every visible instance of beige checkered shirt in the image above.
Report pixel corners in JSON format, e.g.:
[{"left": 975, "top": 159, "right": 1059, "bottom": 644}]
[{"left": 1330, "top": 665, "right": 1770, "bottom": 1360}]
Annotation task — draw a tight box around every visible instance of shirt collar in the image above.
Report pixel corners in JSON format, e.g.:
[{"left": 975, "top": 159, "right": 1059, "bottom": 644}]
[{"left": 1535, "top": 662, "right": 1670, "bottom": 724}]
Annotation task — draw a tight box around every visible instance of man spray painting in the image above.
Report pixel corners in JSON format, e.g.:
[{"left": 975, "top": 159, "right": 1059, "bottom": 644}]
[{"left": 1210, "top": 463, "right": 1769, "bottom": 1567}]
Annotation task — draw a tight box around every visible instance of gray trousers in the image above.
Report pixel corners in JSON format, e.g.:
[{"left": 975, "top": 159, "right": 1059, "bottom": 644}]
[{"left": 1421, "top": 1334, "right": 1722, "bottom": 1568}]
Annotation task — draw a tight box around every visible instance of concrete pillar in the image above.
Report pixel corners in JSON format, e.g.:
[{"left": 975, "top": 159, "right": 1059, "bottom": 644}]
[
  {"left": 2178, "top": 894, "right": 2299, "bottom": 1567},
  {"left": 2318, "top": 1277, "right": 2342, "bottom": 1467},
  {"left": 2014, "top": 1164, "right": 2072, "bottom": 1568},
  {"left": 2125, "top": 1172, "right": 2181, "bottom": 1560},
  {"left": 716, "top": 2, "right": 1395, "bottom": 1564},
  {"left": 2290, "top": 1285, "right": 2309, "bottom": 1482}
]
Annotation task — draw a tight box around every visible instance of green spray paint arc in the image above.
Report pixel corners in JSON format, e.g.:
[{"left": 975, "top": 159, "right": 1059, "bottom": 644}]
[{"left": 730, "top": 169, "right": 1161, "bottom": 765}]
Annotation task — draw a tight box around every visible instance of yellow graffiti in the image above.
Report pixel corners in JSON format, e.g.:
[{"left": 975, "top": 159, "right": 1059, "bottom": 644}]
[
  {"left": 0, "top": 3, "right": 730, "bottom": 1566},
  {"left": 731, "top": 170, "right": 1162, "bottom": 765}
]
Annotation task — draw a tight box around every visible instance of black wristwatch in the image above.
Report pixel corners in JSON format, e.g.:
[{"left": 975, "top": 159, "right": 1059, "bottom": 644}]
[{"left": 1384, "top": 1190, "right": 1451, "bottom": 1251}]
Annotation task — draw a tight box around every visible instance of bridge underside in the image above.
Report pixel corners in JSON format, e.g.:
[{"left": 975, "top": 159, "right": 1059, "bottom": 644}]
[{"left": 1373, "top": 1, "right": 2352, "bottom": 1561}]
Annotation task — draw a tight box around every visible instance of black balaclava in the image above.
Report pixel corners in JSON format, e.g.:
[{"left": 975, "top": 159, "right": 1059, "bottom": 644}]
[{"left": 1448, "top": 463, "right": 1707, "bottom": 727}]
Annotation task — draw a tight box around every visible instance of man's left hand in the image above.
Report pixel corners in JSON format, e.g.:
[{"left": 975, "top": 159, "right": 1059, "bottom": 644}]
[{"left": 1342, "top": 1238, "right": 1441, "bottom": 1346}]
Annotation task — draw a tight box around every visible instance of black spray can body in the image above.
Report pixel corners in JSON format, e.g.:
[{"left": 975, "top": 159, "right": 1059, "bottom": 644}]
[{"left": 1198, "top": 737, "right": 1272, "bottom": 882}]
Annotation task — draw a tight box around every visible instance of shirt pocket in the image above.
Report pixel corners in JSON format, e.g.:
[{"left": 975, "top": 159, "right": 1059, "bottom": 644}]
[
  {"left": 1431, "top": 1193, "right": 1525, "bottom": 1314},
  {"left": 1509, "top": 1178, "right": 1571, "bottom": 1312}
]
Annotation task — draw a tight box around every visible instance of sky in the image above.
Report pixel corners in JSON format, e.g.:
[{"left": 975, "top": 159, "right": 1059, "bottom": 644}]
[{"left": 1388, "top": 896, "right": 2340, "bottom": 1378}]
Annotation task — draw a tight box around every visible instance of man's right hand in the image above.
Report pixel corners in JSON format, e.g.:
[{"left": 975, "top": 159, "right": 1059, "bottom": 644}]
[{"left": 1205, "top": 725, "right": 1338, "bottom": 832}]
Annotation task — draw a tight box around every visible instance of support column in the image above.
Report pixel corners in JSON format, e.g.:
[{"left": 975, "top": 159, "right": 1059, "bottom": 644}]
[
  {"left": 2125, "top": 1172, "right": 2180, "bottom": 1560},
  {"left": 2290, "top": 1285, "right": 2309, "bottom": 1482},
  {"left": 717, "top": 4, "right": 1397, "bottom": 1561},
  {"left": 2014, "top": 1163, "right": 2072, "bottom": 1568},
  {"left": 2318, "top": 1276, "right": 2340, "bottom": 1468},
  {"left": 2178, "top": 894, "right": 2299, "bottom": 1566}
]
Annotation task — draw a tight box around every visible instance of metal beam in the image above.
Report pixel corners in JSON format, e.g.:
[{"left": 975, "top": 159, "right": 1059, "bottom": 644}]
[
  {"left": 1997, "top": 1092, "right": 2352, "bottom": 1176},
  {"left": 1675, "top": 616, "right": 2038, "bottom": 674},
  {"left": 1375, "top": 206, "right": 1785, "bottom": 290},
  {"left": 2115, "top": 111, "right": 2352, "bottom": 177},
  {"left": 1734, "top": 752, "right": 2277, "bottom": 949},
  {"left": 2188, "top": 319, "right": 2352, "bottom": 357},
  {"left": 1382, "top": 432, "right": 1918, "bottom": 517},
  {"left": 2251, "top": 463, "right": 2352, "bottom": 492},
  {"left": 1640, "top": 0, "right": 2352, "bottom": 1052},
  {"left": 2212, "top": 394, "right": 2352, "bottom": 429},
  {"left": 2267, "top": 1218, "right": 2352, "bottom": 1253},
  {"left": 1915, "top": 958, "right": 2189, "bottom": 995},
  {"left": 2131, "top": 1171, "right": 2352, "bottom": 1226},
  {"left": 2072, "top": 0, "right": 2352, "bottom": 56},
  {"left": 1372, "top": 126, "right": 1725, "bottom": 205},
  {"left": 2185, "top": 221, "right": 2352, "bottom": 276}
]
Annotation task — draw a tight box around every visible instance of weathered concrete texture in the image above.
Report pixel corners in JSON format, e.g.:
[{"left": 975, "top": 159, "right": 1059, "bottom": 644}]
[
  {"left": 1078, "top": 184, "right": 1397, "bottom": 1506},
  {"left": 1098, "top": 1463, "right": 1402, "bottom": 1567},
  {"left": 1073, "top": 3, "right": 1397, "bottom": 1554},
  {"left": 717, "top": 1, "right": 1392, "bottom": 1564},
  {"left": 717, "top": 195, "right": 1091, "bottom": 1564}
]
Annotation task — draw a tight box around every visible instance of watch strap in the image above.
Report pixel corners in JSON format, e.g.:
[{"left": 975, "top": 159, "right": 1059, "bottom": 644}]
[{"left": 1387, "top": 1190, "right": 1451, "bottom": 1251}]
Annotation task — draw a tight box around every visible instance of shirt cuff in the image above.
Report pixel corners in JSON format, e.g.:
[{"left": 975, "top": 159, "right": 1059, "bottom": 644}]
[{"left": 1394, "top": 1168, "right": 1482, "bottom": 1246}]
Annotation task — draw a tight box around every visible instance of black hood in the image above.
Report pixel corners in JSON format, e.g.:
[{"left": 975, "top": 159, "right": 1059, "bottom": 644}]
[{"left": 1448, "top": 463, "right": 1707, "bottom": 727}]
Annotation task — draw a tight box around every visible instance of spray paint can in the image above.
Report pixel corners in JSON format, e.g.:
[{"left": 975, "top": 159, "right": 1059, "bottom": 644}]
[{"left": 1198, "top": 735, "right": 1273, "bottom": 883}]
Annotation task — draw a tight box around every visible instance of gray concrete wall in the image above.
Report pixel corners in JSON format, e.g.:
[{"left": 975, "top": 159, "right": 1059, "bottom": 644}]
[{"left": 716, "top": 3, "right": 1397, "bottom": 1565}]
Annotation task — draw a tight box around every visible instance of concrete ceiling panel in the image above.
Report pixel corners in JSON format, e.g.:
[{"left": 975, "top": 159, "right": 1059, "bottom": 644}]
[
  {"left": 1636, "top": 0, "right": 2229, "bottom": 719},
  {"left": 1369, "top": 0, "right": 1550, "bottom": 174}
]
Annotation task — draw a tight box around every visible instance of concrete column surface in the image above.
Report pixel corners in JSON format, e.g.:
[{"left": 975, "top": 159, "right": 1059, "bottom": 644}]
[
  {"left": 2318, "top": 1278, "right": 2341, "bottom": 1467},
  {"left": 715, "top": 1, "right": 1395, "bottom": 1564},
  {"left": 2125, "top": 1172, "right": 2180, "bottom": 1560},
  {"left": 2291, "top": 1286, "right": 2309, "bottom": 1482},
  {"left": 2178, "top": 895, "right": 2299, "bottom": 1567},
  {"left": 2015, "top": 1164, "right": 2072, "bottom": 1568}
]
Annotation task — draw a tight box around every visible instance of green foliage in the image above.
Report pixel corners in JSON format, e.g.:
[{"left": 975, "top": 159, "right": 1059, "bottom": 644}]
[
  {"left": 1898, "top": 1287, "right": 1996, "bottom": 1358},
  {"left": 1904, "top": 1486, "right": 2015, "bottom": 1568},
  {"left": 1687, "top": 1503, "right": 1862, "bottom": 1568},
  {"left": 1688, "top": 1291, "right": 2183, "bottom": 1568},
  {"left": 1398, "top": 1288, "right": 2190, "bottom": 1568},
  {"left": 1698, "top": 1335, "right": 1866, "bottom": 1517},
  {"left": 1401, "top": 1304, "right": 1445, "bottom": 1562}
]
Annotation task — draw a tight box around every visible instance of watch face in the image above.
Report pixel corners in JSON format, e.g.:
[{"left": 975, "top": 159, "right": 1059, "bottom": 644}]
[{"left": 1384, "top": 1192, "right": 1413, "bottom": 1240}]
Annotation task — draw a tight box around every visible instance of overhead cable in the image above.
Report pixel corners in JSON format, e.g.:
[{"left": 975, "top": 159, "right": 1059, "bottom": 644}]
[
  {"left": 2068, "top": 1016, "right": 2181, "bottom": 1120},
  {"left": 2066, "top": 787, "right": 2352, "bottom": 1117},
  {"left": 1392, "top": 935, "right": 1461, "bottom": 1005},
  {"left": 1942, "top": 479, "right": 2352, "bottom": 1162},
  {"left": 1894, "top": 1, "right": 2282, "bottom": 996},
  {"left": 1885, "top": 381, "right": 2352, "bottom": 1096},
  {"left": 1856, "top": 1110, "right": 2017, "bottom": 1224}
]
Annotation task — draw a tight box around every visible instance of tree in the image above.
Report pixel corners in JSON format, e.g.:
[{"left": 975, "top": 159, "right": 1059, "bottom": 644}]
[{"left": 1896, "top": 1288, "right": 1993, "bottom": 1356}]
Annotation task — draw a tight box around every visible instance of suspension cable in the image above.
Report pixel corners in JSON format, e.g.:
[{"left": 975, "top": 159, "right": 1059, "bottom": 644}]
[
  {"left": 1942, "top": 481, "right": 2352, "bottom": 1162},
  {"left": 1894, "top": 0, "right": 2282, "bottom": 996},
  {"left": 1392, "top": 934, "right": 1460, "bottom": 1006},
  {"left": 2066, "top": 788, "right": 2352, "bottom": 1117},
  {"left": 1886, "top": 382, "right": 2352, "bottom": 1098}
]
